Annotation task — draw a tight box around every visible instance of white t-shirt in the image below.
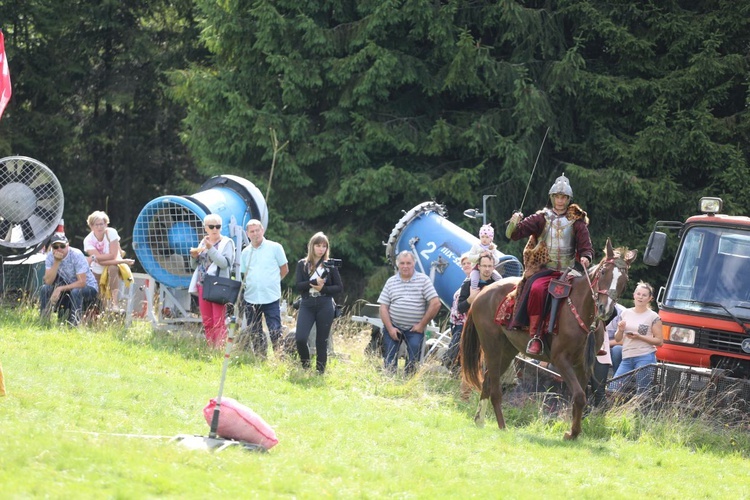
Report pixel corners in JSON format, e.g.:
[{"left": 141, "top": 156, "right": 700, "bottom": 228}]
[{"left": 83, "top": 227, "right": 120, "bottom": 274}]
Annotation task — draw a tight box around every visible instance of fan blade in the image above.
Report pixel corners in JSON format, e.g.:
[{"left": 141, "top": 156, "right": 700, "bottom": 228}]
[
  {"left": 20, "top": 219, "right": 35, "bottom": 241},
  {"left": 19, "top": 162, "right": 41, "bottom": 184},
  {"left": 33, "top": 182, "right": 57, "bottom": 199},
  {"left": 0, "top": 219, "right": 10, "bottom": 240},
  {"left": 0, "top": 169, "right": 10, "bottom": 190},
  {"left": 34, "top": 205, "right": 57, "bottom": 223}
]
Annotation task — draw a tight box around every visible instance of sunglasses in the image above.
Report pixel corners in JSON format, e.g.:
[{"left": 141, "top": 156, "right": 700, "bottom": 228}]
[
  {"left": 206, "top": 224, "right": 222, "bottom": 230},
  {"left": 51, "top": 244, "right": 67, "bottom": 250}
]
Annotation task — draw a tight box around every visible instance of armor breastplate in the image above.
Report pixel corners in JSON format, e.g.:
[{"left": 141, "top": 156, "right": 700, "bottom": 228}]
[{"left": 543, "top": 208, "right": 576, "bottom": 271}]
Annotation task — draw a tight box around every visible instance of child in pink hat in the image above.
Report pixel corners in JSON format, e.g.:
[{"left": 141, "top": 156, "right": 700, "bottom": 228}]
[{"left": 467, "top": 224, "right": 503, "bottom": 290}]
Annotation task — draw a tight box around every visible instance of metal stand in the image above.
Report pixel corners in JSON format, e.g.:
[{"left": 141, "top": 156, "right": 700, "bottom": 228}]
[{"left": 173, "top": 313, "right": 268, "bottom": 453}]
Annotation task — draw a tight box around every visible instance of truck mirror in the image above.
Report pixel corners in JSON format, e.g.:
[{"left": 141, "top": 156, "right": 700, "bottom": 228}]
[{"left": 643, "top": 231, "right": 667, "bottom": 266}]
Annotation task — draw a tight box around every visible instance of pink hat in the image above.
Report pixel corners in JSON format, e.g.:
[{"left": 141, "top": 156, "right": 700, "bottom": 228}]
[{"left": 479, "top": 224, "right": 494, "bottom": 238}]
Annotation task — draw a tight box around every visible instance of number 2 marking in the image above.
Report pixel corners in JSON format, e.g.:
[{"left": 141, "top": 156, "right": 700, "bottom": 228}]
[{"left": 420, "top": 242, "right": 437, "bottom": 260}]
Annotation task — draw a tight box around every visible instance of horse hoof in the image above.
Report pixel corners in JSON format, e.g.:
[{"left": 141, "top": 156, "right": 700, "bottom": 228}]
[
  {"left": 564, "top": 432, "right": 578, "bottom": 440},
  {"left": 474, "top": 418, "right": 485, "bottom": 428}
]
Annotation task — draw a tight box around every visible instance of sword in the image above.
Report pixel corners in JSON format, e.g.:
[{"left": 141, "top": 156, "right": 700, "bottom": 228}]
[{"left": 518, "top": 126, "right": 550, "bottom": 215}]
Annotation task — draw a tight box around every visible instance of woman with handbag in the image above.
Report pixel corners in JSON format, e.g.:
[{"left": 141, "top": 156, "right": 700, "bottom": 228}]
[
  {"left": 83, "top": 210, "right": 135, "bottom": 312},
  {"left": 189, "top": 214, "right": 235, "bottom": 348},
  {"left": 293, "top": 232, "right": 343, "bottom": 374}
]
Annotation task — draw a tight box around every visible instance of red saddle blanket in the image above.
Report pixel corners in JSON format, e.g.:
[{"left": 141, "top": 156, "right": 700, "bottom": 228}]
[
  {"left": 494, "top": 292, "right": 558, "bottom": 335},
  {"left": 495, "top": 295, "right": 515, "bottom": 326}
]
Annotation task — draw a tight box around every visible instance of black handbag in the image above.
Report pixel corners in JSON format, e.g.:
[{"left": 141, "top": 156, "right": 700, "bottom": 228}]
[{"left": 202, "top": 268, "right": 241, "bottom": 305}]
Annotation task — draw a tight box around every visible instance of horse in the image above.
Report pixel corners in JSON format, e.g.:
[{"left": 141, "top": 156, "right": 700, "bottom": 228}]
[{"left": 460, "top": 239, "right": 636, "bottom": 439}]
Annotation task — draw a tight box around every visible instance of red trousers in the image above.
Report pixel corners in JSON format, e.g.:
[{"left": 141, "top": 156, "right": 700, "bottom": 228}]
[
  {"left": 526, "top": 271, "right": 562, "bottom": 316},
  {"left": 197, "top": 284, "right": 227, "bottom": 348}
]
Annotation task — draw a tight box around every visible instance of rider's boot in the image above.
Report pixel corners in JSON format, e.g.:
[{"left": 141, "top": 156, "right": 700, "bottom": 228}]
[{"left": 526, "top": 315, "right": 543, "bottom": 355}]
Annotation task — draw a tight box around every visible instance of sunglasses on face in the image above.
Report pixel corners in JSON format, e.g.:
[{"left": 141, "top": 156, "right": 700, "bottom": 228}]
[
  {"left": 51, "top": 244, "right": 67, "bottom": 250},
  {"left": 206, "top": 224, "right": 222, "bottom": 230}
]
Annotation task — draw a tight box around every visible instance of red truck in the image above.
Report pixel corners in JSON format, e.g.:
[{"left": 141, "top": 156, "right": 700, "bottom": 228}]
[{"left": 643, "top": 197, "right": 750, "bottom": 378}]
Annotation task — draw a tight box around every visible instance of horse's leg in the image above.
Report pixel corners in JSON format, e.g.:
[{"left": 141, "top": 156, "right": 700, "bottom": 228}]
[
  {"left": 473, "top": 331, "right": 508, "bottom": 429},
  {"left": 474, "top": 376, "right": 490, "bottom": 428},
  {"left": 552, "top": 355, "right": 587, "bottom": 440},
  {"left": 485, "top": 330, "right": 518, "bottom": 430},
  {"left": 568, "top": 367, "right": 592, "bottom": 440}
]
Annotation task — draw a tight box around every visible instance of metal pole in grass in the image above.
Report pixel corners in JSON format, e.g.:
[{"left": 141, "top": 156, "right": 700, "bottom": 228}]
[{"left": 173, "top": 281, "right": 266, "bottom": 453}]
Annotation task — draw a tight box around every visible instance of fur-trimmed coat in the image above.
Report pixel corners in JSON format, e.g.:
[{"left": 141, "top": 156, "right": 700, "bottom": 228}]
[{"left": 509, "top": 204, "right": 594, "bottom": 271}]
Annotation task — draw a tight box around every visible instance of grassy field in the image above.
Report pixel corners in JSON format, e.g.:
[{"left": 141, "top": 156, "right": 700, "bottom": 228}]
[{"left": 1, "top": 305, "right": 748, "bottom": 499}]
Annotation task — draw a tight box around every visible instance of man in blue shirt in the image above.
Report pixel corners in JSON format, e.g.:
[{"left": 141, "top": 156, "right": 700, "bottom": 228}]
[
  {"left": 240, "top": 220, "right": 289, "bottom": 358},
  {"left": 40, "top": 233, "right": 99, "bottom": 326}
]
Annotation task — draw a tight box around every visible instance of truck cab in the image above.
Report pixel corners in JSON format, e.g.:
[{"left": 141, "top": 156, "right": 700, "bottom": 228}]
[{"left": 643, "top": 197, "right": 750, "bottom": 378}]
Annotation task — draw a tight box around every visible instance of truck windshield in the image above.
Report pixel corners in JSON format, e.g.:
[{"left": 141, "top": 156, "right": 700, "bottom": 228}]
[{"left": 664, "top": 225, "right": 750, "bottom": 319}]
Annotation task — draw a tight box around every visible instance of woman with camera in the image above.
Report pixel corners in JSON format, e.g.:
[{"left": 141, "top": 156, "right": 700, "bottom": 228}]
[{"left": 293, "top": 232, "right": 343, "bottom": 373}]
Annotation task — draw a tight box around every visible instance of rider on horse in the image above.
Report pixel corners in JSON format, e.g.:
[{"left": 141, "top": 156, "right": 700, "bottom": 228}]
[{"left": 505, "top": 174, "right": 594, "bottom": 355}]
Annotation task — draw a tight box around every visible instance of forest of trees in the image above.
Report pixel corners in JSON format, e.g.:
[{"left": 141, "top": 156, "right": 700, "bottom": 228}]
[{"left": 1, "top": 0, "right": 749, "bottom": 302}]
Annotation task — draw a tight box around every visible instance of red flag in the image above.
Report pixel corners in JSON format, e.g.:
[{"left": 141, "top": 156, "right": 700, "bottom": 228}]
[{"left": 0, "top": 31, "right": 12, "bottom": 120}]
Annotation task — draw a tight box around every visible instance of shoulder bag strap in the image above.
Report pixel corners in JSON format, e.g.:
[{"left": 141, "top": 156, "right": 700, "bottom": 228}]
[{"left": 308, "top": 256, "right": 326, "bottom": 280}]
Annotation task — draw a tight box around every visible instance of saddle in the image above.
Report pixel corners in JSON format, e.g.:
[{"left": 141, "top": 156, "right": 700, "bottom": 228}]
[{"left": 495, "top": 270, "right": 580, "bottom": 334}]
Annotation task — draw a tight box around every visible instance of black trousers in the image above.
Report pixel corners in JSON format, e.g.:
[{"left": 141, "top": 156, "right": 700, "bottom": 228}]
[{"left": 295, "top": 295, "right": 335, "bottom": 372}]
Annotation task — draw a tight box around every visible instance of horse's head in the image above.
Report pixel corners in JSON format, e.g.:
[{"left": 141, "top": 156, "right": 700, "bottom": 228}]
[{"left": 590, "top": 238, "right": 637, "bottom": 321}]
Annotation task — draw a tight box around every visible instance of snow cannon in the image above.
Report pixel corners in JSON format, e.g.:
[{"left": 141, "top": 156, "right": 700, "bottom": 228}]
[
  {"left": 132, "top": 175, "right": 267, "bottom": 289},
  {"left": 385, "top": 202, "right": 523, "bottom": 308},
  {"left": 0, "top": 156, "right": 64, "bottom": 259},
  {"left": 0, "top": 156, "right": 64, "bottom": 297}
]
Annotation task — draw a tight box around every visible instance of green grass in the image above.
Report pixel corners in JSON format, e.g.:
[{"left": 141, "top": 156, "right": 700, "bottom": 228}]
[{"left": 1, "top": 306, "right": 748, "bottom": 499}]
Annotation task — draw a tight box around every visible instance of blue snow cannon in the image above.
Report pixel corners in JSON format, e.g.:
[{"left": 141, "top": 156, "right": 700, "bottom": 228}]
[
  {"left": 132, "top": 175, "right": 267, "bottom": 289},
  {"left": 385, "top": 202, "right": 523, "bottom": 308}
]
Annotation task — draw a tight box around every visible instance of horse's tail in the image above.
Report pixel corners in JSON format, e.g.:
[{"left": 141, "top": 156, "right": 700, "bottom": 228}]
[{"left": 460, "top": 309, "right": 484, "bottom": 391}]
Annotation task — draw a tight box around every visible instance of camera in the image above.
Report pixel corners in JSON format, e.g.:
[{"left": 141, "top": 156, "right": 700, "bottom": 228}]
[
  {"left": 310, "top": 259, "right": 342, "bottom": 285},
  {"left": 323, "top": 258, "right": 342, "bottom": 268}
]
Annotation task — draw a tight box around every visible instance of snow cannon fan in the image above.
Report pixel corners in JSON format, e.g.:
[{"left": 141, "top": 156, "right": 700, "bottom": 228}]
[
  {"left": 132, "top": 175, "right": 268, "bottom": 289},
  {"left": 385, "top": 201, "right": 523, "bottom": 308},
  {"left": 0, "top": 156, "right": 64, "bottom": 261}
]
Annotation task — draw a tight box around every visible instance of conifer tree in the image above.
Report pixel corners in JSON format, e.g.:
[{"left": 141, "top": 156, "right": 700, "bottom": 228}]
[{"left": 176, "top": 0, "right": 750, "bottom": 295}]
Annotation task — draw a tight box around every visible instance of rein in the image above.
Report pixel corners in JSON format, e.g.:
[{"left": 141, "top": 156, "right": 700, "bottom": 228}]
[
  {"left": 569, "top": 257, "right": 628, "bottom": 332},
  {"left": 584, "top": 262, "right": 597, "bottom": 301},
  {"left": 589, "top": 258, "right": 622, "bottom": 305}
]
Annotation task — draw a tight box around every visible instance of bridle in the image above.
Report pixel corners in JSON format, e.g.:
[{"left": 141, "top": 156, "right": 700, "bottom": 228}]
[{"left": 587, "top": 257, "right": 628, "bottom": 320}]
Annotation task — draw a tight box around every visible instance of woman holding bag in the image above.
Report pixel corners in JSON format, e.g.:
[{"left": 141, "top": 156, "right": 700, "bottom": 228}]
[
  {"left": 189, "top": 214, "right": 235, "bottom": 348},
  {"left": 294, "top": 232, "right": 343, "bottom": 374}
]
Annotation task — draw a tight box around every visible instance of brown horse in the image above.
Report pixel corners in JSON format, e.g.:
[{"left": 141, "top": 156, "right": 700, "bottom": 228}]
[{"left": 461, "top": 239, "right": 636, "bottom": 439}]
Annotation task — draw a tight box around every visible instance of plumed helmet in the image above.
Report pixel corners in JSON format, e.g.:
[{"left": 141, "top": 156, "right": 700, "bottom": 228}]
[
  {"left": 479, "top": 224, "right": 494, "bottom": 238},
  {"left": 548, "top": 174, "right": 573, "bottom": 198}
]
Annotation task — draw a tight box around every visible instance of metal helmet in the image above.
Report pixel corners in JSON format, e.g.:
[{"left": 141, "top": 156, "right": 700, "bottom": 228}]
[{"left": 548, "top": 174, "right": 573, "bottom": 198}]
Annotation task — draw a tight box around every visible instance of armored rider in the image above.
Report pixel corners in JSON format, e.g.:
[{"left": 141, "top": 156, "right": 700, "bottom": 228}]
[{"left": 505, "top": 174, "right": 594, "bottom": 355}]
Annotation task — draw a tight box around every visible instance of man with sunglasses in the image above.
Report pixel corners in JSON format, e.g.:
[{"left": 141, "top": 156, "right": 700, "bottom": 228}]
[{"left": 39, "top": 233, "right": 99, "bottom": 326}]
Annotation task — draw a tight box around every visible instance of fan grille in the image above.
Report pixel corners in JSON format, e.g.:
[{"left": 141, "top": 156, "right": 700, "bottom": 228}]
[
  {"left": 132, "top": 199, "right": 204, "bottom": 288},
  {"left": 0, "top": 156, "right": 64, "bottom": 250}
]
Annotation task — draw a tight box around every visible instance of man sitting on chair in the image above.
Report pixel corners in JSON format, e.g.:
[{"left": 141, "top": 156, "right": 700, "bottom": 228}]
[
  {"left": 378, "top": 251, "right": 441, "bottom": 376},
  {"left": 39, "top": 233, "right": 99, "bottom": 326}
]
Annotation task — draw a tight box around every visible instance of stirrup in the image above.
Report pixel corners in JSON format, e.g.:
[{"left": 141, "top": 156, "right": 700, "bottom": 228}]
[{"left": 526, "top": 336, "right": 542, "bottom": 355}]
